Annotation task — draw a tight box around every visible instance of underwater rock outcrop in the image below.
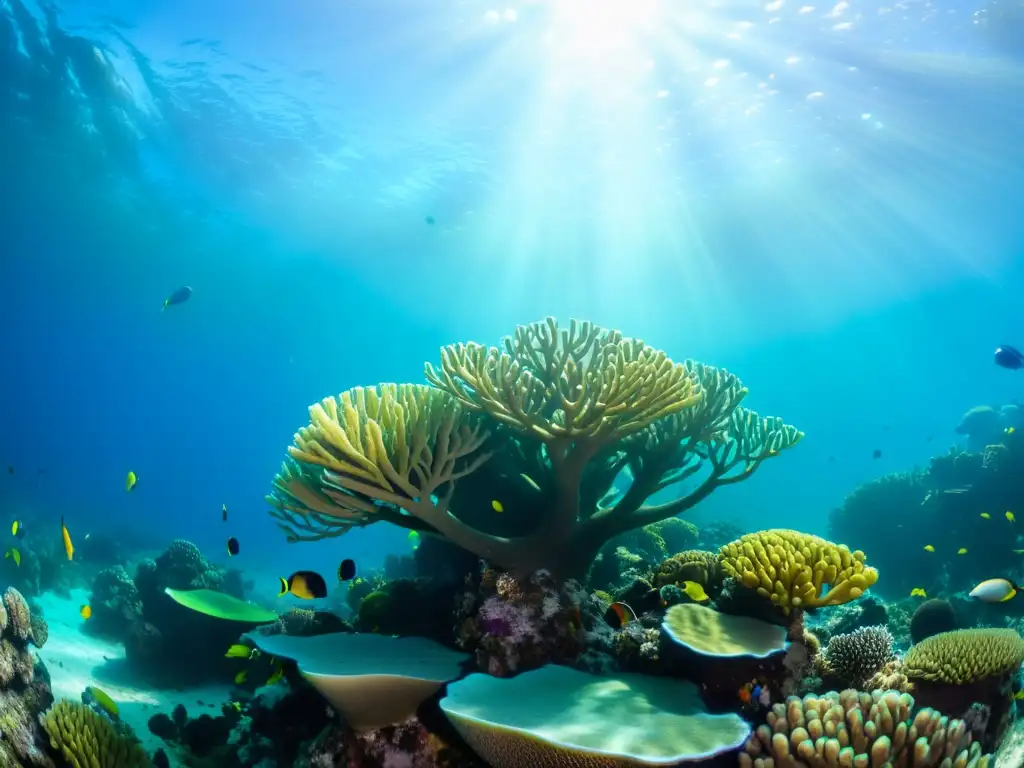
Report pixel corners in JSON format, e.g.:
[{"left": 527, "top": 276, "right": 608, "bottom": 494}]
[
  {"left": 267, "top": 318, "right": 802, "bottom": 579},
  {"left": 0, "top": 586, "right": 55, "bottom": 766}
]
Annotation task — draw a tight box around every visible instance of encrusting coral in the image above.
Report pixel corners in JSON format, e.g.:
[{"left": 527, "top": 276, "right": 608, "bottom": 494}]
[
  {"left": 0, "top": 586, "right": 53, "bottom": 765},
  {"left": 41, "top": 699, "right": 152, "bottom": 767},
  {"left": 268, "top": 318, "right": 803, "bottom": 577},
  {"left": 739, "top": 689, "right": 994, "bottom": 768},
  {"left": 719, "top": 530, "right": 879, "bottom": 615}
]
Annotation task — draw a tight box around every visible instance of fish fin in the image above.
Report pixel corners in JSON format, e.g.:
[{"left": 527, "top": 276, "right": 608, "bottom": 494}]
[{"left": 277, "top": 577, "right": 288, "bottom": 597}]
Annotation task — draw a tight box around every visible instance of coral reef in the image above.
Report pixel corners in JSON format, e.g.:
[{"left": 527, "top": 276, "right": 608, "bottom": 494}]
[
  {"left": 267, "top": 318, "right": 802, "bottom": 579},
  {"left": 0, "top": 587, "right": 53, "bottom": 766},
  {"left": 42, "top": 699, "right": 152, "bottom": 767},
  {"left": 86, "top": 565, "right": 142, "bottom": 642},
  {"left": 818, "top": 625, "right": 895, "bottom": 689}
]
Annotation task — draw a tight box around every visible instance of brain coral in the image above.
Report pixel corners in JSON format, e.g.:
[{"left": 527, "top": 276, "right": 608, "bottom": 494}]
[
  {"left": 903, "top": 628, "right": 1024, "bottom": 684},
  {"left": 719, "top": 530, "right": 878, "bottom": 615},
  {"left": 738, "top": 689, "right": 993, "bottom": 768}
]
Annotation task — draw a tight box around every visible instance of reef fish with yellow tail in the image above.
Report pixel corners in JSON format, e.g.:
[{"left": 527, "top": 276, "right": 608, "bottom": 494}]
[
  {"left": 61, "top": 516, "right": 73, "bottom": 561},
  {"left": 1007, "top": 511, "right": 1016, "bottom": 523},
  {"left": 491, "top": 499, "right": 504, "bottom": 513},
  {"left": 5, "top": 548, "right": 20, "bottom": 567},
  {"left": 234, "top": 669, "right": 248, "bottom": 685},
  {"left": 957, "top": 548, "right": 968, "bottom": 555},
  {"left": 981, "top": 513, "right": 992, "bottom": 519},
  {"left": 125, "top": 471, "right": 137, "bottom": 491},
  {"left": 910, "top": 588, "right": 927, "bottom": 598},
  {"left": 923, "top": 545, "right": 935, "bottom": 552},
  {"left": 970, "top": 578, "right": 1020, "bottom": 603},
  {"left": 682, "top": 581, "right": 709, "bottom": 602},
  {"left": 279, "top": 571, "right": 328, "bottom": 600},
  {"left": 80, "top": 604, "right": 92, "bottom": 620},
  {"left": 86, "top": 686, "right": 119, "bottom": 717},
  {"left": 225, "top": 644, "right": 255, "bottom": 659},
  {"left": 604, "top": 601, "right": 637, "bottom": 629},
  {"left": 11, "top": 520, "right": 23, "bottom": 538}
]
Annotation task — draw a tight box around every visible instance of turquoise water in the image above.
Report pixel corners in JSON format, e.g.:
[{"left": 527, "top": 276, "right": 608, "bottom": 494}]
[{"left": 2, "top": 0, "right": 1023, "bottom": 586}]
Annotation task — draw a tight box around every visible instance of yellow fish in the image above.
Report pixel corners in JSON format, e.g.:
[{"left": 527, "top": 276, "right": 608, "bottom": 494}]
[
  {"left": 224, "top": 644, "right": 254, "bottom": 659},
  {"left": 11, "top": 520, "right": 21, "bottom": 537},
  {"left": 910, "top": 588, "right": 927, "bottom": 598},
  {"left": 61, "top": 516, "right": 73, "bottom": 561},
  {"left": 86, "top": 686, "right": 118, "bottom": 717},
  {"left": 981, "top": 513, "right": 991, "bottom": 520},
  {"left": 1015, "top": 690, "right": 1024, "bottom": 700},
  {"left": 125, "top": 471, "right": 137, "bottom": 492},
  {"left": 229, "top": 701, "right": 242, "bottom": 712},
  {"left": 1007, "top": 427, "right": 1016, "bottom": 435},
  {"left": 491, "top": 499, "right": 504, "bottom": 513},
  {"left": 520, "top": 474, "right": 541, "bottom": 492},
  {"left": 682, "top": 581, "right": 709, "bottom": 602},
  {"left": 266, "top": 662, "right": 285, "bottom": 686},
  {"left": 80, "top": 604, "right": 92, "bottom": 620},
  {"left": 1007, "top": 511, "right": 1016, "bottom": 523},
  {"left": 923, "top": 545, "right": 935, "bottom": 552},
  {"left": 408, "top": 530, "right": 421, "bottom": 550},
  {"left": 234, "top": 670, "right": 248, "bottom": 685},
  {"left": 5, "top": 548, "right": 20, "bottom": 567},
  {"left": 958, "top": 548, "right": 968, "bottom": 555}
]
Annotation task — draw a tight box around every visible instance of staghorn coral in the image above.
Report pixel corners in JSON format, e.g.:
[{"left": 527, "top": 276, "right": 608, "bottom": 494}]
[
  {"left": 269, "top": 318, "right": 803, "bottom": 578},
  {"left": 719, "top": 530, "right": 879, "bottom": 615},
  {"left": 41, "top": 699, "right": 151, "bottom": 767},
  {"left": 903, "top": 628, "right": 1024, "bottom": 685},
  {"left": 738, "top": 689, "right": 993, "bottom": 768},
  {"left": 819, "top": 626, "right": 895, "bottom": 689}
]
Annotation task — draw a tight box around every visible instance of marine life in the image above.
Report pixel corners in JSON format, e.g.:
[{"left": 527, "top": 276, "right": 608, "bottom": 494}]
[
  {"left": 994, "top": 345, "right": 1024, "bottom": 370},
  {"left": 11, "top": 520, "right": 23, "bottom": 537},
  {"left": 681, "top": 580, "right": 709, "bottom": 602},
  {"left": 737, "top": 687, "right": 751, "bottom": 704},
  {"left": 970, "top": 577, "right": 1020, "bottom": 603},
  {"left": 407, "top": 530, "right": 421, "bottom": 550},
  {"left": 61, "top": 516, "right": 73, "bottom": 561},
  {"left": 162, "top": 285, "right": 193, "bottom": 310},
  {"left": 1007, "top": 511, "right": 1016, "bottom": 522},
  {"left": 225, "top": 644, "right": 254, "bottom": 659},
  {"left": 86, "top": 686, "right": 119, "bottom": 717},
  {"left": 1015, "top": 690, "right": 1024, "bottom": 701},
  {"left": 981, "top": 513, "right": 992, "bottom": 519},
  {"left": 338, "top": 558, "right": 356, "bottom": 581},
  {"left": 603, "top": 601, "right": 637, "bottom": 629},
  {"left": 520, "top": 473, "right": 541, "bottom": 491},
  {"left": 80, "top": 604, "right": 92, "bottom": 620},
  {"left": 125, "top": 471, "right": 137, "bottom": 491},
  {"left": 910, "top": 588, "right": 927, "bottom": 597},
  {"left": 1008, "top": 426, "right": 1017, "bottom": 435},
  {"left": 957, "top": 548, "right": 968, "bottom": 555},
  {"left": 227, "top": 537, "right": 240, "bottom": 556},
  {"left": 222, "top": 504, "right": 228, "bottom": 522},
  {"left": 234, "top": 669, "right": 248, "bottom": 685},
  {"left": 5, "top": 548, "right": 20, "bottom": 567},
  {"left": 491, "top": 499, "right": 504, "bottom": 513},
  {"left": 424, "top": 215, "right": 435, "bottom": 225},
  {"left": 279, "top": 570, "right": 328, "bottom": 600},
  {"left": 266, "top": 662, "right": 285, "bottom": 686},
  {"left": 923, "top": 544, "right": 935, "bottom": 552},
  {"left": 872, "top": 448, "right": 882, "bottom": 459}
]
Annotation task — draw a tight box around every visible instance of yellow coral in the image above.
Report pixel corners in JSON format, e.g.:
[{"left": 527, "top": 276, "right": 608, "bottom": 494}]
[
  {"left": 42, "top": 700, "right": 151, "bottom": 768},
  {"left": 903, "top": 628, "right": 1024, "bottom": 684},
  {"left": 652, "top": 550, "right": 720, "bottom": 588},
  {"left": 718, "top": 530, "right": 878, "bottom": 615}
]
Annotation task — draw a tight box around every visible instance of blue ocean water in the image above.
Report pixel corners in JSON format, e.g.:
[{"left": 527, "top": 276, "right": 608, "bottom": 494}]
[{"left": 1, "top": 0, "right": 1023, "bottom": 589}]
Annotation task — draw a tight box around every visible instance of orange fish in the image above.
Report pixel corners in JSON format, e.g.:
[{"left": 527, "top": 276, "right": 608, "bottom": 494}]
[
  {"left": 738, "top": 688, "right": 752, "bottom": 704},
  {"left": 603, "top": 601, "right": 637, "bottom": 629}
]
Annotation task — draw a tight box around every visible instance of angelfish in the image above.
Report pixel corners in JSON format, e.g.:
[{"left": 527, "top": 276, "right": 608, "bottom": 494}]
[{"left": 970, "top": 578, "right": 1021, "bottom": 603}]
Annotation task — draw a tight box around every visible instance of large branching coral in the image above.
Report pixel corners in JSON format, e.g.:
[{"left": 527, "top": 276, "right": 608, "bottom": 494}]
[{"left": 269, "top": 318, "right": 803, "bottom": 578}]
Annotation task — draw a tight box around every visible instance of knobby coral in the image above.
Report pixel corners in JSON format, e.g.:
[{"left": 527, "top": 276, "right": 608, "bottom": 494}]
[
  {"left": 41, "top": 699, "right": 152, "bottom": 767},
  {"left": 268, "top": 318, "right": 802, "bottom": 577}
]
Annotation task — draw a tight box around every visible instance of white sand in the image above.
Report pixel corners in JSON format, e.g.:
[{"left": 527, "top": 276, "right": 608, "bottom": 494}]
[{"left": 33, "top": 588, "right": 232, "bottom": 766}]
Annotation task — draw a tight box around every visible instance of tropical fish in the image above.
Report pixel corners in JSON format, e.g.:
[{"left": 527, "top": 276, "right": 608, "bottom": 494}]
[
  {"left": 227, "top": 537, "right": 240, "bottom": 556},
  {"left": 910, "top": 588, "right": 927, "bottom": 598},
  {"left": 80, "top": 604, "right": 92, "bottom": 620},
  {"left": 424, "top": 216, "right": 436, "bottom": 226},
  {"left": 407, "top": 531, "right": 421, "bottom": 550},
  {"left": 224, "top": 644, "right": 254, "bottom": 659},
  {"left": 61, "top": 516, "right": 73, "bottom": 561},
  {"left": 162, "top": 285, "right": 193, "bottom": 310},
  {"left": 86, "top": 686, "right": 119, "bottom": 717},
  {"left": 338, "top": 558, "right": 356, "bottom": 581},
  {"left": 5, "top": 548, "right": 20, "bottom": 567},
  {"left": 737, "top": 687, "right": 751, "bottom": 704},
  {"left": 923, "top": 545, "right": 935, "bottom": 552},
  {"left": 11, "top": 520, "right": 23, "bottom": 538},
  {"left": 981, "top": 513, "right": 992, "bottom": 520},
  {"left": 1007, "top": 511, "right": 1016, "bottom": 523},
  {"left": 279, "top": 571, "right": 328, "bottom": 600},
  {"left": 520, "top": 474, "right": 541, "bottom": 492},
  {"left": 958, "top": 548, "right": 968, "bottom": 555},
  {"left": 1007, "top": 427, "right": 1017, "bottom": 435},
  {"left": 970, "top": 578, "right": 1020, "bottom": 603},
  {"left": 234, "top": 669, "right": 248, "bottom": 685},
  {"left": 228, "top": 701, "right": 242, "bottom": 712},
  {"left": 1015, "top": 690, "right": 1024, "bottom": 700},
  {"left": 603, "top": 601, "right": 637, "bottom": 629},
  {"left": 266, "top": 662, "right": 285, "bottom": 686},
  {"left": 222, "top": 504, "right": 228, "bottom": 522},
  {"left": 125, "top": 471, "right": 137, "bottom": 492},
  {"left": 681, "top": 581, "right": 710, "bottom": 602},
  {"left": 994, "top": 345, "right": 1024, "bottom": 370},
  {"left": 491, "top": 499, "right": 504, "bottom": 513},
  {"left": 872, "top": 449, "right": 882, "bottom": 459}
]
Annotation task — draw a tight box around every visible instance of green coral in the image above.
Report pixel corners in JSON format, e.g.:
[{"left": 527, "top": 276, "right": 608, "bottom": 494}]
[
  {"left": 357, "top": 591, "right": 392, "bottom": 630},
  {"left": 42, "top": 699, "right": 152, "bottom": 767},
  {"left": 269, "top": 318, "right": 802, "bottom": 579}
]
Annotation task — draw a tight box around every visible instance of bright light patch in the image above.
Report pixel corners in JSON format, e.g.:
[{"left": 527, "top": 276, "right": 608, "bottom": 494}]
[{"left": 545, "top": 0, "right": 661, "bottom": 59}]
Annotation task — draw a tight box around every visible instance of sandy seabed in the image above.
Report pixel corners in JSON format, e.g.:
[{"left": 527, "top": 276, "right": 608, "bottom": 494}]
[{"left": 35, "top": 588, "right": 232, "bottom": 767}]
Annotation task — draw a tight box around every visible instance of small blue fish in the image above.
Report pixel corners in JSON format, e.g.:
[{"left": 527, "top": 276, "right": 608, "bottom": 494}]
[
  {"left": 751, "top": 685, "right": 762, "bottom": 700},
  {"left": 995, "top": 345, "right": 1024, "bottom": 370},
  {"left": 162, "top": 285, "right": 193, "bottom": 311}
]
